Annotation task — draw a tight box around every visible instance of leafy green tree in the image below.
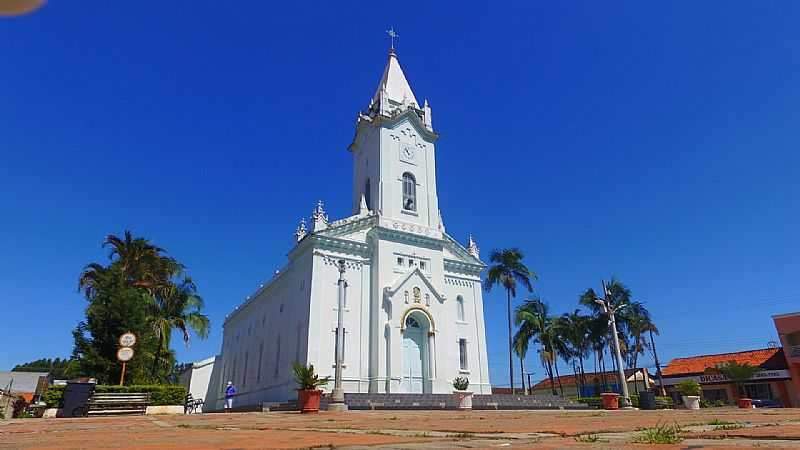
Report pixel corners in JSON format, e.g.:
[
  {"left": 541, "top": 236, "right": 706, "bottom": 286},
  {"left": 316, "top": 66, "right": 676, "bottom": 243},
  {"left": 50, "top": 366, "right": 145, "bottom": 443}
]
[
  {"left": 72, "top": 264, "right": 165, "bottom": 384},
  {"left": 73, "top": 231, "right": 208, "bottom": 384},
  {"left": 484, "top": 248, "right": 535, "bottom": 393}
]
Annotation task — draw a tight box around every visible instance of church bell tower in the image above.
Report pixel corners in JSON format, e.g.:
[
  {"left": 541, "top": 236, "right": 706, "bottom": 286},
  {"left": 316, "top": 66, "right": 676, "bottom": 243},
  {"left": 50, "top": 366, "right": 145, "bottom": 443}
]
[{"left": 348, "top": 48, "right": 441, "bottom": 230}]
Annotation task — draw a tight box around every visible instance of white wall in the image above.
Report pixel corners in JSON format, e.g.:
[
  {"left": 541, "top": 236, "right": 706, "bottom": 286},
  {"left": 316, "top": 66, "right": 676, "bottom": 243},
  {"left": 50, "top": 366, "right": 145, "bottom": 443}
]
[{"left": 217, "top": 245, "right": 314, "bottom": 406}]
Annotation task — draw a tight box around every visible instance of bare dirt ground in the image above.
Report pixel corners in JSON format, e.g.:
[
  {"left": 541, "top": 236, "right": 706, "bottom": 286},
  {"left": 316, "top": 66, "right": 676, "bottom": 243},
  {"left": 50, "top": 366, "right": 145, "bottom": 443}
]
[{"left": 3, "top": 408, "right": 800, "bottom": 449}]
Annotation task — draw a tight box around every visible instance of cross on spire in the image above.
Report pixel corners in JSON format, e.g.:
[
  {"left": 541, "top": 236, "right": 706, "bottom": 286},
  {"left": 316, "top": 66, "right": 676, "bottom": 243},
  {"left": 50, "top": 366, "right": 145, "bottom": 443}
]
[{"left": 386, "top": 27, "right": 398, "bottom": 50}]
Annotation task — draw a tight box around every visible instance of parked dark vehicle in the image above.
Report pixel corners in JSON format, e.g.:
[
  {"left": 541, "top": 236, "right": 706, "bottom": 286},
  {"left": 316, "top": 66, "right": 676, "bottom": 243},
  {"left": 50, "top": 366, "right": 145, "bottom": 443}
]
[{"left": 751, "top": 398, "right": 782, "bottom": 408}]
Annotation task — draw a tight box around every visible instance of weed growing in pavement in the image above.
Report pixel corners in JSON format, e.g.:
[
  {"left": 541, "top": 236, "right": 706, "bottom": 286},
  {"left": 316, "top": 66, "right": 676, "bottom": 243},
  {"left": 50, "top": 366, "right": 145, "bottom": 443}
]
[
  {"left": 176, "top": 424, "right": 192, "bottom": 428},
  {"left": 715, "top": 423, "right": 744, "bottom": 431},
  {"left": 633, "top": 422, "right": 683, "bottom": 444},
  {"left": 708, "top": 418, "right": 735, "bottom": 426},
  {"left": 574, "top": 434, "right": 607, "bottom": 443},
  {"left": 451, "top": 432, "right": 474, "bottom": 439}
]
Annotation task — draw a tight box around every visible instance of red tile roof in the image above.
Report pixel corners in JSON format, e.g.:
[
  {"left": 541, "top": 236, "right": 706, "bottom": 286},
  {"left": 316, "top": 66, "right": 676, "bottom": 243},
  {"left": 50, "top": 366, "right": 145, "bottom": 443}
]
[
  {"left": 662, "top": 348, "right": 786, "bottom": 377},
  {"left": 531, "top": 369, "right": 645, "bottom": 390}
]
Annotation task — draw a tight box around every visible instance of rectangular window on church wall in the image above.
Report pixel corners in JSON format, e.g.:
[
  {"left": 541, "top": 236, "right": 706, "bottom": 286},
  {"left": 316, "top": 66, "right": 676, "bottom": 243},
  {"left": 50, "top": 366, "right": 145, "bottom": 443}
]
[{"left": 459, "top": 339, "right": 468, "bottom": 371}]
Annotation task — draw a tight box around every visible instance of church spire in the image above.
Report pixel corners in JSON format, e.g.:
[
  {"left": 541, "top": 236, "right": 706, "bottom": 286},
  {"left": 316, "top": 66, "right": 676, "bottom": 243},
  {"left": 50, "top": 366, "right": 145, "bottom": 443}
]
[{"left": 371, "top": 44, "right": 419, "bottom": 111}]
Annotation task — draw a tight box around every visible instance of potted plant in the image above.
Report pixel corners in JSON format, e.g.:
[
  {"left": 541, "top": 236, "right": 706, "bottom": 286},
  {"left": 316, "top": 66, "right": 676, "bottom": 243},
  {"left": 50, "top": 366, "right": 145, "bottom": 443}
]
[
  {"left": 292, "top": 362, "right": 330, "bottom": 413},
  {"left": 600, "top": 392, "right": 620, "bottom": 410},
  {"left": 716, "top": 360, "right": 761, "bottom": 409},
  {"left": 676, "top": 380, "right": 701, "bottom": 410},
  {"left": 452, "top": 376, "right": 473, "bottom": 410}
]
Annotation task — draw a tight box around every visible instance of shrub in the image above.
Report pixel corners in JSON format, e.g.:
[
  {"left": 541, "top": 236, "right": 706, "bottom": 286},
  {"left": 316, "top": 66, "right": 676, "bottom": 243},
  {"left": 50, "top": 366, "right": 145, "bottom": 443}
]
[
  {"left": 676, "top": 380, "right": 700, "bottom": 397},
  {"left": 43, "top": 384, "right": 185, "bottom": 407},
  {"left": 452, "top": 376, "right": 469, "bottom": 391},
  {"left": 655, "top": 396, "right": 674, "bottom": 409},
  {"left": 44, "top": 385, "right": 65, "bottom": 408},
  {"left": 94, "top": 385, "right": 186, "bottom": 406}
]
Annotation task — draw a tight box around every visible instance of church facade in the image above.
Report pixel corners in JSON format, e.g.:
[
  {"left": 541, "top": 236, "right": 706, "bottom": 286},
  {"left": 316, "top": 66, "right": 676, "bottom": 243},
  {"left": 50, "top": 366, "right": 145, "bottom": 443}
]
[{"left": 213, "top": 49, "right": 491, "bottom": 408}]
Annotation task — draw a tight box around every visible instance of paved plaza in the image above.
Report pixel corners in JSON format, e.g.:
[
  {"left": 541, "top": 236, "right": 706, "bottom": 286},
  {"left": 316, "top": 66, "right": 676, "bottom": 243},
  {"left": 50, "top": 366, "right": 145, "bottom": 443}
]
[{"left": 4, "top": 408, "right": 800, "bottom": 449}]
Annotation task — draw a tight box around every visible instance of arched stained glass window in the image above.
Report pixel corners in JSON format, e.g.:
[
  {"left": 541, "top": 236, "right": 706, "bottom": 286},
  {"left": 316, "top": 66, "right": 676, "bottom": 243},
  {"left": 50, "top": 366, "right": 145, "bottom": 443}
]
[{"left": 402, "top": 172, "right": 416, "bottom": 211}]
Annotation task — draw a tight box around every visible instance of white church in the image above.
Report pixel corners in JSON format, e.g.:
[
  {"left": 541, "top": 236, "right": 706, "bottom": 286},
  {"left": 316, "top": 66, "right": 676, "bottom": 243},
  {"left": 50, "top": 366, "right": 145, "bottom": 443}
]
[{"left": 195, "top": 47, "right": 492, "bottom": 409}]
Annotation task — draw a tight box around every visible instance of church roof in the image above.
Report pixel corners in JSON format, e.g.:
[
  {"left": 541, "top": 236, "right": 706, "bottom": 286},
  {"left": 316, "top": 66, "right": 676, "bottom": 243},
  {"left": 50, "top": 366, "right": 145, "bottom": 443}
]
[{"left": 372, "top": 49, "right": 419, "bottom": 109}]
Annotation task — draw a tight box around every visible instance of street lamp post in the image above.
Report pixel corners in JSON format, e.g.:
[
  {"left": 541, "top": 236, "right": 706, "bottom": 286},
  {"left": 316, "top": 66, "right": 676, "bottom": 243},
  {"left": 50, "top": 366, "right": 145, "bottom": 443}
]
[
  {"left": 595, "top": 280, "right": 632, "bottom": 408},
  {"left": 328, "top": 259, "right": 349, "bottom": 412}
]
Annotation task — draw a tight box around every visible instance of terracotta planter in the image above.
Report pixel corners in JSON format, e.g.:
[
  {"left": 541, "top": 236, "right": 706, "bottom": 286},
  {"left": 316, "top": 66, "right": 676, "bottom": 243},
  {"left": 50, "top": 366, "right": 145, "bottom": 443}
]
[
  {"left": 600, "top": 393, "right": 620, "bottom": 410},
  {"left": 453, "top": 391, "right": 473, "bottom": 410},
  {"left": 297, "top": 389, "right": 322, "bottom": 413},
  {"left": 738, "top": 398, "right": 753, "bottom": 409}
]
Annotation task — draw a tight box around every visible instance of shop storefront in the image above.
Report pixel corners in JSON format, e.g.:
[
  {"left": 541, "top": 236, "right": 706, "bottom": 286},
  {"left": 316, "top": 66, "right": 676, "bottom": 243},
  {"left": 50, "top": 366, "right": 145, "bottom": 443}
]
[{"left": 661, "top": 348, "right": 797, "bottom": 407}]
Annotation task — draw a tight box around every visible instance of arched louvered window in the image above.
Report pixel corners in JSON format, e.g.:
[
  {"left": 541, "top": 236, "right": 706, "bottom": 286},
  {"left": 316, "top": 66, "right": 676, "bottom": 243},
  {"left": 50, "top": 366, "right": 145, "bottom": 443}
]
[{"left": 402, "top": 172, "right": 416, "bottom": 211}]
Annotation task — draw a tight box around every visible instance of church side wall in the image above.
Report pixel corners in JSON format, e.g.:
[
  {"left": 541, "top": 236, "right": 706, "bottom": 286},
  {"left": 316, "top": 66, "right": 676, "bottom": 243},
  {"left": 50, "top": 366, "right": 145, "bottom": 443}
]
[{"left": 216, "top": 246, "right": 314, "bottom": 408}]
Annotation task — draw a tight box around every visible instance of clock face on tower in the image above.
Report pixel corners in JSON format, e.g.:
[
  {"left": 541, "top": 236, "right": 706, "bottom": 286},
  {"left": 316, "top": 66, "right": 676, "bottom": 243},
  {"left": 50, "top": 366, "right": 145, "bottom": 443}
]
[{"left": 400, "top": 143, "right": 416, "bottom": 164}]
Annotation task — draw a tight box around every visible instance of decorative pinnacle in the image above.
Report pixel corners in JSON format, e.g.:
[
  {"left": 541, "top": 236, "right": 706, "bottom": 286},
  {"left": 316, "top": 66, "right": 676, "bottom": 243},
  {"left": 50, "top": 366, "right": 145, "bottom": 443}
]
[
  {"left": 312, "top": 200, "right": 328, "bottom": 223},
  {"left": 294, "top": 218, "right": 307, "bottom": 242},
  {"left": 467, "top": 234, "right": 480, "bottom": 258}
]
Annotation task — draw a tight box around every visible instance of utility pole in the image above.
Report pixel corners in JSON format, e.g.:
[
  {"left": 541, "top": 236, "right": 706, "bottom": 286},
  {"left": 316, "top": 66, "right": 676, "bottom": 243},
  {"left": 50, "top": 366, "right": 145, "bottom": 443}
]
[
  {"left": 328, "top": 260, "right": 349, "bottom": 412},
  {"left": 595, "top": 280, "right": 632, "bottom": 408}
]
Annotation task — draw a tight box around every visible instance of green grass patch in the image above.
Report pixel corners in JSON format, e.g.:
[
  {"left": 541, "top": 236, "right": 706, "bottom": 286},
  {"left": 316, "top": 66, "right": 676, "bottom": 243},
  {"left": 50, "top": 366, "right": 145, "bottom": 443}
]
[{"left": 633, "top": 422, "right": 683, "bottom": 444}]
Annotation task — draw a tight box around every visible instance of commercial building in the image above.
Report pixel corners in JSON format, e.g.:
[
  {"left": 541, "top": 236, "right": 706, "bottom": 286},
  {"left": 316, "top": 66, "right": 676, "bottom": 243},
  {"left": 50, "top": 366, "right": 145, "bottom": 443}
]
[
  {"left": 531, "top": 368, "right": 654, "bottom": 397},
  {"left": 661, "top": 348, "right": 796, "bottom": 407},
  {"left": 773, "top": 311, "right": 800, "bottom": 406}
]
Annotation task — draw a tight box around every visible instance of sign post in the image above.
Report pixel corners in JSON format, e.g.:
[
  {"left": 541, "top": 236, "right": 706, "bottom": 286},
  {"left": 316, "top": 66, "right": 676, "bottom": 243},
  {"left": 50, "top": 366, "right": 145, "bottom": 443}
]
[{"left": 117, "top": 332, "right": 137, "bottom": 386}]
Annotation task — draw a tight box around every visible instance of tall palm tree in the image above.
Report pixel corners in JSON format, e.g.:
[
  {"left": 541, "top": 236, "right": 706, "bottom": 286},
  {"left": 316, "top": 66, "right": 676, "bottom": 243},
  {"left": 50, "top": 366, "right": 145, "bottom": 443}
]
[
  {"left": 149, "top": 276, "right": 210, "bottom": 377},
  {"left": 485, "top": 248, "right": 535, "bottom": 393}
]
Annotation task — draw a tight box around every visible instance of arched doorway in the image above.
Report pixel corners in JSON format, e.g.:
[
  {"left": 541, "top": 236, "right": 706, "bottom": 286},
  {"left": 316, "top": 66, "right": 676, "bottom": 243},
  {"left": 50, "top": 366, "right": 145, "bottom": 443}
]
[{"left": 402, "top": 312, "right": 430, "bottom": 393}]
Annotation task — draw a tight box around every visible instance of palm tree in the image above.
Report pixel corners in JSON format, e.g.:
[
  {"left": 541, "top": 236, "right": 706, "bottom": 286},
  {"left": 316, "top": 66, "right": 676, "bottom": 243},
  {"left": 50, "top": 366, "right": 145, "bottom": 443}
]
[
  {"left": 513, "top": 328, "right": 529, "bottom": 394},
  {"left": 580, "top": 279, "right": 634, "bottom": 392},
  {"left": 515, "top": 297, "right": 566, "bottom": 395},
  {"left": 557, "top": 310, "right": 590, "bottom": 395},
  {"left": 485, "top": 248, "right": 535, "bottom": 393},
  {"left": 149, "top": 276, "right": 210, "bottom": 378}
]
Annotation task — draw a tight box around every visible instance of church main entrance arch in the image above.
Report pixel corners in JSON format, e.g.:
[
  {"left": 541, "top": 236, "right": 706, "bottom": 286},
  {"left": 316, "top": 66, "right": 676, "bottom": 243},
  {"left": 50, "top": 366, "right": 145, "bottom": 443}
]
[{"left": 402, "top": 312, "right": 431, "bottom": 393}]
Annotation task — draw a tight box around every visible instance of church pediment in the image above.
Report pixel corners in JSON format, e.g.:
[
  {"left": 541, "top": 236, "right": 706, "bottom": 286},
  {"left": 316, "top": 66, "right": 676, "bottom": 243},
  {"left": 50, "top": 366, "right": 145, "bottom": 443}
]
[{"left": 383, "top": 268, "right": 446, "bottom": 305}]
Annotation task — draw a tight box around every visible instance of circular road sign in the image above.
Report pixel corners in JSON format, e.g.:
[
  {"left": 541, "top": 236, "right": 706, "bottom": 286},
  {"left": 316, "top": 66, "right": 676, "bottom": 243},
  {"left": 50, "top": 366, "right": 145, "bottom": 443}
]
[
  {"left": 117, "top": 347, "right": 134, "bottom": 362},
  {"left": 119, "top": 332, "right": 137, "bottom": 348}
]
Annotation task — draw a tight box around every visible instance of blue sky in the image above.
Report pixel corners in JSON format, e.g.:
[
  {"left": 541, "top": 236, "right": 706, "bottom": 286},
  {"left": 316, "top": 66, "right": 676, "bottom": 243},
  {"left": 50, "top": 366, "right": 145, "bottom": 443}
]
[{"left": 2, "top": 1, "right": 799, "bottom": 386}]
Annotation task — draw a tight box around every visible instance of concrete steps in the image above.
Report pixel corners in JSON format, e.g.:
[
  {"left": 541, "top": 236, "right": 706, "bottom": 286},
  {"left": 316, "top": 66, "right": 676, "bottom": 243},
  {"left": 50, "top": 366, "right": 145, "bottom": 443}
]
[{"left": 266, "top": 393, "right": 588, "bottom": 411}]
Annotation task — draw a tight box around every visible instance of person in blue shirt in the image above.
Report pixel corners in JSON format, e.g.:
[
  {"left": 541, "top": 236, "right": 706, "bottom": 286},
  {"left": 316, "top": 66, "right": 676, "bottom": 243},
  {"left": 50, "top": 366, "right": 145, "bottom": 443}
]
[{"left": 225, "top": 381, "right": 236, "bottom": 412}]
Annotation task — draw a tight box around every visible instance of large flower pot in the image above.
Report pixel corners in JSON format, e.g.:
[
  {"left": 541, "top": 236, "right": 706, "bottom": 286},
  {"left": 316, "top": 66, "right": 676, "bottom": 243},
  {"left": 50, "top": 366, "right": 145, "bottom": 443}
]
[
  {"left": 682, "top": 395, "right": 700, "bottom": 410},
  {"left": 600, "top": 393, "right": 620, "bottom": 410},
  {"left": 738, "top": 398, "right": 753, "bottom": 409},
  {"left": 297, "top": 389, "right": 322, "bottom": 413},
  {"left": 453, "top": 391, "right": 473, "bottom": 410}
]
